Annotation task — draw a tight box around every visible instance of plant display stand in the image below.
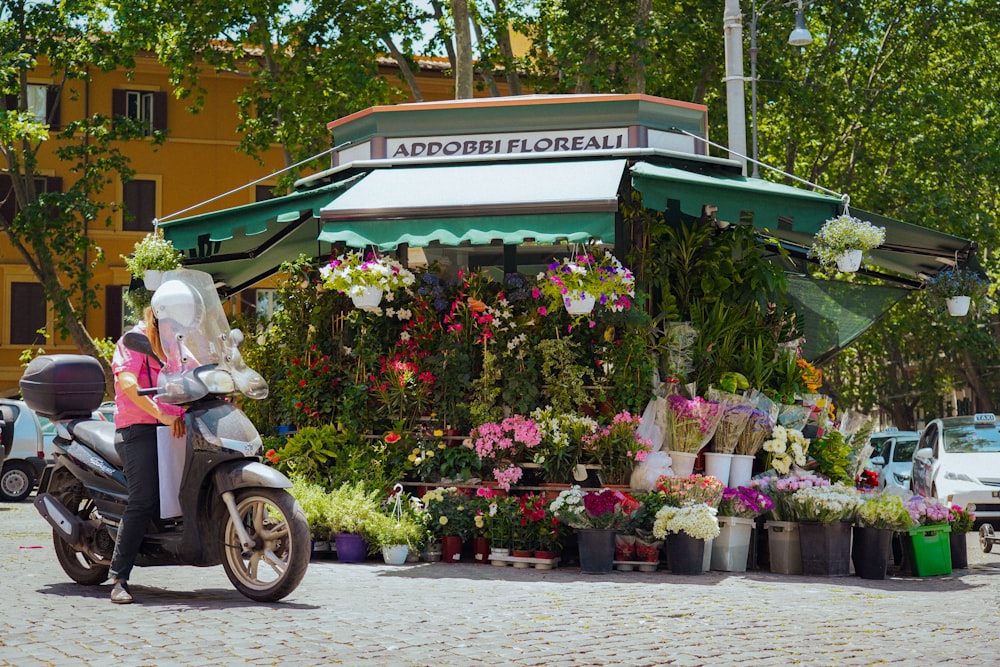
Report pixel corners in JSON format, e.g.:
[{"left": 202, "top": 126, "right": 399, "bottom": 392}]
[{"left": 489, "top": 554, "right": 560, "bottom": 569}]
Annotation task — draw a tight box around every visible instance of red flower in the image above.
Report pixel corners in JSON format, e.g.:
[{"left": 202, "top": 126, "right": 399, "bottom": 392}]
[
  {"left": 264, "top": 449, "right": 280, "bottom": 464},
  {"left": 385, "top": 432, "right": 401, "bottom": 444}
]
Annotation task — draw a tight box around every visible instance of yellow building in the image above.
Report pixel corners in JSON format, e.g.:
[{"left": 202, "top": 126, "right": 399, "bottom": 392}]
[{"left": 0, "top": 52, "right": 494, "bottom": 396}]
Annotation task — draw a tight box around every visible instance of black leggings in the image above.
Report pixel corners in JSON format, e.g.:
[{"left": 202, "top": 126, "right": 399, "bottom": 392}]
[{"left": 109, "top": 424, "right": 160, "bottom": 582}]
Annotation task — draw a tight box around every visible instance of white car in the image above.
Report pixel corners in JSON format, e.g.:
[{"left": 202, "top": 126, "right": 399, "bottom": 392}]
[
  {"left": 0, "top": 398, "right": 50, "bottom": 502},
  {"left": 869, "top": 430, "right": 921, "bottom": 490},
  {"left": 911, "top": 413, "right": 1000, "bottom": 523}
]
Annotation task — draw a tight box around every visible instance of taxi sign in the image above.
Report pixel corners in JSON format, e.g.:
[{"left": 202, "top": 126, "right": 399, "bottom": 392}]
[{"left": 973, "top": 413, "right": 996, "bottom": 424}]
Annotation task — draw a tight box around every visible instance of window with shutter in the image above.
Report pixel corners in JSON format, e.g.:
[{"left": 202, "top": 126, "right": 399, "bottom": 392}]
[
  {"left": 113, "top": 89, "right": 167, "bottom": 135},
  {"left": 10, "top": 282, "right": 46, "bottom": 346},
  {"left": 123, "top": 179, "right": 157, "bottom": 232}
]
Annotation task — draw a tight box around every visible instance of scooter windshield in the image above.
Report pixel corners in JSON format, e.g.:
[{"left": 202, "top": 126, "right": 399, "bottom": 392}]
[{"left": 151, "top": 269, "right": 269, "bottom": 401}]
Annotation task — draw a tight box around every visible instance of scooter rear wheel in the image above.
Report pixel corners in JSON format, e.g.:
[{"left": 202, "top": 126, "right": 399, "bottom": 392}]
[
  {"left": 220, "top": 487, "right": 310, "bottom": 602},
  {"left": 51, "top": 488, "right": 112, "bottom": 585}
]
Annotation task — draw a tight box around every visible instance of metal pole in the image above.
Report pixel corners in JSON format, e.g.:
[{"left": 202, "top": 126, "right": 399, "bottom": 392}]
[
  {"left": 723, "top": 0, "right": 747, "bottom": 174},
  {"left": 749, "top": 0, "right": 772, "bottom": 179}
]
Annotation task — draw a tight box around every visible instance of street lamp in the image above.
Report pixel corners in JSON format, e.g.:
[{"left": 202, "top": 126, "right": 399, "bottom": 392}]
[{"left": 748, "top": 0, "right": 813, "bottom": 178}]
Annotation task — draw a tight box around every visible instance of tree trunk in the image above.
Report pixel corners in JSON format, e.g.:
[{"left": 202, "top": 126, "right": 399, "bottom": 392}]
[
  {"left": 628, "top": 0, "right": 652, "bottom": 94},
  {"left": 430, "top": 0, "right": 458, "bottom": 68},
  {"left": 491, "top": 0, "right": 522, "bottom": 96},
  {"left": 470, "top": 15, "right": 500, "bottom": 96},
  {"left": 381, "top": 34, "right": 424, "bottom": 102},
  {"left": 452, "top": 0, "right": 474, "bottom": 99},
  {"left": 960, "top": 348, "right": 994, "bottom": 413}
]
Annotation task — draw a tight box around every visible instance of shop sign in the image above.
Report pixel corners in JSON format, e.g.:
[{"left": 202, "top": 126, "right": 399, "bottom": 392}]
[{"left": 387, "top": 128, "right": 629, "bottom": 159}]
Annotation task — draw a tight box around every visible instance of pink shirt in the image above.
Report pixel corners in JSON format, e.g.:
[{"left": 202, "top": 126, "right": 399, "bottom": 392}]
[{"left": 111, "top": 321, "right": 183, "bottom": 428}]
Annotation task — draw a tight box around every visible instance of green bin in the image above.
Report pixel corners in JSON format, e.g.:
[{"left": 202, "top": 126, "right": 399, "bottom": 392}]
[{"left": 905, "top": 524, "right": 952, "bottom": 576}]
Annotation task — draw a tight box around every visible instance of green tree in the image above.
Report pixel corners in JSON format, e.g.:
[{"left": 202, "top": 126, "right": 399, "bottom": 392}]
[{"left": 0, "top": 0, "right": 158, "bottom": 388}]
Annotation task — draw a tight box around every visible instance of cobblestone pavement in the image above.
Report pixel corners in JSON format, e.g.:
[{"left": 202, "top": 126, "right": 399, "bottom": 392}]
[{"left": 2, "top": 499, "right": 999, "bottom": 667}]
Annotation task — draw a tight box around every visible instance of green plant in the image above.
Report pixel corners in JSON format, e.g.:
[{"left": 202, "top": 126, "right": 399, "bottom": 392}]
[
  {"left": 323, "top": 482, "right": 384, "bottom": 539},
  {"left": 538, "top": 338, "right": 595, "bottom": 414},
  {"left": 421, "top": 487, "right": 476, "bottom": 540},
  {"left": 528, "top": 407, "right": 597, "bottom": 483},
  {"left": 809, "top": 214, "right": 886, "bottom": 267},
  {"left": 289, "top": 476, "right": 331, "bottom": 540},
  {"left": 809, "top": 430, "right": 853, "bottom": 483},
  {"left": 367, "top": 508, "right": 427, "bottom": 550}
]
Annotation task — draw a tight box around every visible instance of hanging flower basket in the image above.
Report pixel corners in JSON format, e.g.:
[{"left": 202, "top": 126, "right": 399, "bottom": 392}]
[
  {"left": 809, "top": 214, "right": 886, "bottom": 273},
  {"left": 536, "top": 245, "right": 635, "bottom": 315},
  {"left": 564, "top": 292, "right": 596, "bottom": 315},
  {"left": 319, "top": 250, "right": 415, "bottom": 310},
  {"left": 835, "top": 249, "right": 863, "bottom": 273},
  {"left": 945, "top": 295, "right": 971, "bottom": 317}
]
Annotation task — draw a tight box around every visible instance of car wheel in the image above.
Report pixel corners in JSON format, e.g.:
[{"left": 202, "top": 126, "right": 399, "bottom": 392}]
[{"left": 0, "top": 461, "right": 36, "bottom": 502}]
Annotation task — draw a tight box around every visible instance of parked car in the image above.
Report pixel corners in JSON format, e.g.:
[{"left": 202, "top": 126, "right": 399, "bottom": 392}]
[
  {"left": 0, "top": 398, "right": 49, "bottom": 502},
  {"left": 869, "top": 429, "right": 921, "bottom": 490},
  {"left": 911, "top": 413, "right": 1000, "bottom": 524}
]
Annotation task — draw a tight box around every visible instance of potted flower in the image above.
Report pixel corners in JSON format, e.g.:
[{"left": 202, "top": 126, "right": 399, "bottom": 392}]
[
  {"left": 948, "top": 503, "right": 975, "bottom": 569},
  {"left": 367, "top": 502, "right": 428, "bottom": 565},
  {"left": 528, "top": 407, "right": 598, "bottom": 484},
  {"left": 809, "top": 214, "right": 886, "bottom": 272},
  {"left": 318, "top": 249, "right": 415, "bottom": 310},
  {"left": 470, "top": 414, "right": 542, "bottom": 491},
  {"left": 750, "top": 472, "right": 830, "bottom": 574},
  {"left": 122, "top": 229, "right": 185, "bottom": 313},
  {"left": 549, "top": 486, "right": 637, "bottom": 574},
  {"left": 535, "top": 246, "right": 635, "bottom": 315},
  {"left": 852, "top": 492, "right": 912, "bottom": 579},
  {"left": 761, "top": 424, "right": 810, "bottom": 476},
  {"left": 581, "top": 410, "right": 653, "bottom": 486},
  {"left": 420, "top": 486, "right": 475, "bottom": 562},
  {"left": 902, "top": 495, "right": 954, "bottom": 576},
  {"left": 924, "top": 267, "right": 991, "bottom": 316},
  {"left": 788, "top": 482, "right": 861, "bottom": 575},
  {"left": 652, "top": 502, "right": 721, "bottom": 574},
  {"left": 712, "top": 486, "right": 774, "bottom": 572}
]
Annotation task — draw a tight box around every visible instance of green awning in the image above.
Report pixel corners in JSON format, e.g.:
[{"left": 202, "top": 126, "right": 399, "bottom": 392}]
[
  {"left": 158, "top": 178, "right": 359, "bottom": 295},
  {"left": 631, "top": 161, "right": 976, "bottom": 281},
  {"left": 318, "top": 159, "right": 626, "bottom": 250},
  {"left": 631, "top": 162, "right": 842, "bottom": 232},
  {"left": 786, "top": 273, "right": 910, "bottom": 364}
]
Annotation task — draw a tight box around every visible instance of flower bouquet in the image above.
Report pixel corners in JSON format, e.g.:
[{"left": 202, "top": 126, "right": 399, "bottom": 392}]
[
  {"left": 529, "top": 407, "right": 599, "bottom": 483},
  {"left": 707, "top": 388, "right": 753, "bottom": 455},
  {"left": 470, "top": 414, "right": 543, "bottom": 491},
  {"left": 904, "top": 495, "right": 952, "bottom": 526},
  {"left": 761, "top": 425, "right": 810, "bottom": 475},
  {"left": 549, "top": 486, "right": 635, "bottom": 530},
  {"left": 718, "top": 486, "right": 774, "bottom": 519},
  {"left": 788, "top": 482, "right": 861, "bottom": 523},
  {"left": 949, "top": 504, "right": 976, "bottom": 534},
  {"left": 809, "top": 214, "right": 886, "bottom": 270},
  {"left": 535, "top": 246, "right": 635, "bottom": 314},
  {"left": 652, "top": 502, "right": 721, "bottom": 541},
  {"left": 751, "top": 472, "right": 830, "bottom": 521},
  {"left": 856, "top": 492, "right": 912, "bottom": 531},
  {"left": 319, "top": 250, "right": 415, "bottom": 308},
  {"left": 656, "top": 474, "right": 725, "bottom": 508},
  {"left": 664, "top": 395, "right": 722, "bottom": 454},
  {"left": 734, "top": 405, "right": 778, "bottom": 456}
]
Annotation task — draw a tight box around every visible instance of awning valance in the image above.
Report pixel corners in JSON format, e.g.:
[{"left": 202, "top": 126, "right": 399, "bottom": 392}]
[
  {"left": 318, "top": 159, "right": 626, "bottom": 250},
  {"left": 630, "top": 161, "right": 976, "bottom": 281}
]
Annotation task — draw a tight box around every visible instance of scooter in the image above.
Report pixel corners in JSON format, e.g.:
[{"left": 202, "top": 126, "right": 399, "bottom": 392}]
[{"left": 24, "top": 269, "right": 310, "bottom": 602}]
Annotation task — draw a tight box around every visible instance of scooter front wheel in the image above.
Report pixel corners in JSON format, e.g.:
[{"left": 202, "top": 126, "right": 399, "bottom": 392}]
[{"left": 220, "top": 487, "right": 310, "bottom": 602}]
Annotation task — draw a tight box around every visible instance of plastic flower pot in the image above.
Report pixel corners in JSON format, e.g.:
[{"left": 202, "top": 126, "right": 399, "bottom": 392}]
[
  {"left": 946, "top": 295, "right": 971, "bottom": 317},
  {"left": 904, "top": 524, "right": 952, "bottom": 576},
  {"left": 666, "top": 532, "right": 705, "bottom": 575},
  {"left": 577, "top": 528, "right": 616, "bottom": 574},
  {"left": 852, "top": 526, "right": 893, "bottom": 580},
  {"left": 836, "top": 249, "right": 863, "bottom": 272},
  {"left": 798, "top": 521, "right": 852, "bottom": 576},
  {"left": 563, "top": 292, "right": 596, "bottom": 315},
  {"left": 711, "top": 516, "right": 754, "bottom": 572},
  {"left": 334, "top": 533, "right": 367, "bottom": 563},
  {"left": 764, "top": 520, "right": 802, "bottom": 575},
  {"left": 351, "top": 286, "right": 383, "bottom": 311},
  {"left": 381, "top": 544, "right": 409, "bottom": 565}
]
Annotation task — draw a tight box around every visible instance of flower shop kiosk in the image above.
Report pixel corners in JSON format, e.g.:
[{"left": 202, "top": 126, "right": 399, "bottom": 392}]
[{"left": 157, "top": 94, "right": 978, "bottom": 575}]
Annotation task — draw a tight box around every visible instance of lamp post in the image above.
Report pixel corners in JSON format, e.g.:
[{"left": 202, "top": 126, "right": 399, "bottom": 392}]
[{"left": 748, "top": 0, "right": 813, "bottom": 178}]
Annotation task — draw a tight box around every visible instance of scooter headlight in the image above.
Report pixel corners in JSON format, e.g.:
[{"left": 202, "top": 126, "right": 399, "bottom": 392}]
[{"left": 195, "top": 367, "right": 236, "bottom": 394}]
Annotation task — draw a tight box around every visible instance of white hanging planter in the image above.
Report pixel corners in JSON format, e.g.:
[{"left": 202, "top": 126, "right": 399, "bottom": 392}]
[
  {"left": 946, "top": 295, "right": 971, "bottom": 317},
  {"left": 143, "top": 269, "right": 164, "bottom": 291},
  {"left": 563, "top": 292, "right": 596, "bottom": 315},
  {"left": 835, "top": 249, "right": 863, "bottom": 273},
  {"left": 381, "top": 544, "right": 409, "bottom": 565},
  {"left": 351, "top": 285, "right": 384, "bottom": 311}
]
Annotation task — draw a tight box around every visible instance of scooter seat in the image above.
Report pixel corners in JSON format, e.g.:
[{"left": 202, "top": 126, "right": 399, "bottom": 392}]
[{"left": 69, "top": 420, "right": 121, "bottom": 468}]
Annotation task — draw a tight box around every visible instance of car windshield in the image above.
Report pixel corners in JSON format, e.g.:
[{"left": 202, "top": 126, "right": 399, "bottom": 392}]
[
  {"left": 942, "top": 425, "right": 1000, "bottom": 453},
  {"left": 892, "top": 438, "right": 919, "bottom": 462}
]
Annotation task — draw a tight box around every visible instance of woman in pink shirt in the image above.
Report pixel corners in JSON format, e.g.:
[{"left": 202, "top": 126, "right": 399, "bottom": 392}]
[{"left": 108, "top": 306, "right": 185, "bottom": 604}]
